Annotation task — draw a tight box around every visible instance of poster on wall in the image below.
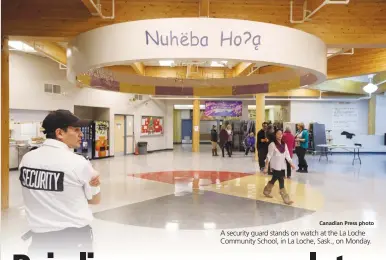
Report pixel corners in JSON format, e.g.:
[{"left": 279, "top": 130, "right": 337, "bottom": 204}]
[
  {"left": 141, "top": 116, "right": 164, "bottom": 136},
  {"left": 204, "top": 101, "right": 242, "bottom": 117},
  {"left": 94, "top": 120, "right": 109, "bottom": 158},
  {"left": 332, "top": 103, "right": 358, "bottom": 130}
]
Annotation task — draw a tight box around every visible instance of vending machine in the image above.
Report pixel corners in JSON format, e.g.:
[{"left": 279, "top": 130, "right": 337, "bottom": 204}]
[
  {"left": 76, "top": 123, "right": 94, "bottom": 159},
  {"left": 93, "top": 120, "right": 109, "bottom": 159}
]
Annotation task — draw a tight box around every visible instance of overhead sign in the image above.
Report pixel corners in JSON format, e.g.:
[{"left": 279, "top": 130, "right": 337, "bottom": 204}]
[
  {"left": 145, "top": 30, "right": 262, "bottom": 50},
  {"left": 68, "top": 18, "right": 327, "bottom": 85}
]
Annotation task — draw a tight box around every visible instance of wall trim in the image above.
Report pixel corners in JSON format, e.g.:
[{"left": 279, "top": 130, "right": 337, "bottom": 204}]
[{"left": 147, "top": 148, "right": 174, "bottom": 153}]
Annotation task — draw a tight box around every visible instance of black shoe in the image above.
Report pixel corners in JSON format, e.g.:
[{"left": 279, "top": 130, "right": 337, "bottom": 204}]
[{"left": 296, "top": 168, "right": 302, "bottom": 172}]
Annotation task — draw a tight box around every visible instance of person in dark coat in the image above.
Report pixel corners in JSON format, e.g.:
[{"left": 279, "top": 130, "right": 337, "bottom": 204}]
[
  {"left": 210, "top": 125, "right": 218, "bottom": 156},
  {"left": 219, "top": 125, "right": 230, "bottom": 158},
  {"left": 257, "top": 122, "right": 269, "bottom": 170}
]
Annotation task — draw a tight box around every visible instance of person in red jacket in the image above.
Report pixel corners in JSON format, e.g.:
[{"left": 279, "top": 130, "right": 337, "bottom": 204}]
[{"left": 282, "top": 126, "right": 295, "bottom": 178}]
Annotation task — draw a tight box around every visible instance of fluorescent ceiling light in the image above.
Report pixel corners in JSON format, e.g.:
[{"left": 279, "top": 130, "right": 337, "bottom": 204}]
[
  {"left": 159, "top": 60, "right": 174, "bottom": 66},
  {"left": 248, "top": 105, "right": 275, "bottom": 110},
  {"left": 174, "top": 104, "right": 205, "bottom": 110},
  {"left": 8, "top": 41, "right": 36, "bottom": 52},
  {"left": 363, "top": 83, "right": 378, "bottom": 94}
]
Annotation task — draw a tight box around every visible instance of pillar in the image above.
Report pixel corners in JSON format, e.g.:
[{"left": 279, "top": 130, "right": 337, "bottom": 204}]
[
  {"left": 241, "top": 102, "right": 249, "bottom": 120},
  {"left": 1, "top": 36, "right": 10, "bottom": 209},
  {"left": 368, "top": 94, "right": 376, "bottom": 135},
  {"left": 192, "top": 99, "right": 200, "bottom": 152},
  {"left": 254, "top": 94, "right": 265, "bottom": 161}
]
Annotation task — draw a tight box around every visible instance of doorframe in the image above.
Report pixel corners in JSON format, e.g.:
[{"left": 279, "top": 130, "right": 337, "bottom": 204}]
[
  {"left": 181, "top": 119, "right": 193, "bottom": 144},
  {"left": 114, "top": 114, "right": 135, "bottom": 155}
]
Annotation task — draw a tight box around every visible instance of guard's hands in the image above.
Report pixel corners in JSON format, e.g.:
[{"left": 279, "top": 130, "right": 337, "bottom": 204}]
[
  {"left": 291, "top": 163, "right": 296, "bottom": 170},
  {"left": 90, "top": 175, "right": 100, "bottom": 187}
]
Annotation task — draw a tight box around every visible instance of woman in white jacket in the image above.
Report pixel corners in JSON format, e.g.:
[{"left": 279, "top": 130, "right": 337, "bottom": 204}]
[{"left": 263, "top": 129, "right": 296, "bottom": 205}]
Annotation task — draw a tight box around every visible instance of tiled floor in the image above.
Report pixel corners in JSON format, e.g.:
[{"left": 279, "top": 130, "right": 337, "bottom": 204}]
[{"left": 2, "top": 145, "right": 386, "bottom": 259}]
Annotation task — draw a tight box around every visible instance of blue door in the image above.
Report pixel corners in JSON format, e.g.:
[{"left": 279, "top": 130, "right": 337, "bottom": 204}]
[{"left": 181, "top": 119, "right": 193, "bottom": 143}]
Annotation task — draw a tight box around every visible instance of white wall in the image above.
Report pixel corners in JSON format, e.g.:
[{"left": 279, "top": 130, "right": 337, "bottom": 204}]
[
  {"left": 10, "top": 109, "right": 48, "bottom": 122},
  {"left": 376, "top": 94, "right": 386, "bottom": 135},
  {"left": 9, "top": 52, "right": 173, "bottom": 154},
  {"left": 241, "top": 103, "right": 249, "bottom": 120},
  {"left": 290, "top": 100, "right": 386, "bottom": 152},
  {"left": 180, "top": 110, "right": 191, "bottom": 119}
]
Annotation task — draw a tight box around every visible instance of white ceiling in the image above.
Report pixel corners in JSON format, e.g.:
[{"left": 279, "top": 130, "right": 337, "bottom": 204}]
[{"left": 344, "top": 75, "right": 371, "bottom": 83}]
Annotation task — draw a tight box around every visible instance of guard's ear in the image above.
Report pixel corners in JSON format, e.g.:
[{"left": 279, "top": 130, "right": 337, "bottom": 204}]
[{"left": 55, "top": 128, "right": 66, "bottom": 141}]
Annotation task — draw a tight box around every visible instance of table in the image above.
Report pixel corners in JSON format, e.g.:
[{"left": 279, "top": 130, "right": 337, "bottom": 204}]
[{"left": 317, "top": 144, "right": 362, "bottom": 165}]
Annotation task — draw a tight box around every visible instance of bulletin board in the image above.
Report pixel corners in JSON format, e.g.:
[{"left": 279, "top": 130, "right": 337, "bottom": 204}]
[{"left": 141, "top": 116, "right": 164, "bottom": 136}]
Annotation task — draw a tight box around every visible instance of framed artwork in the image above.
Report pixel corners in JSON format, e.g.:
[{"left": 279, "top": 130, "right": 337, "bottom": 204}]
[{"left": 141, "top": 116, "right": 164, "bottom": 136}]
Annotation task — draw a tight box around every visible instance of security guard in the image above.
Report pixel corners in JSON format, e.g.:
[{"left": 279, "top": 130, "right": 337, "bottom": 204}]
[{"left": 19, "top": 109, "right": 101, "bottom": 259}]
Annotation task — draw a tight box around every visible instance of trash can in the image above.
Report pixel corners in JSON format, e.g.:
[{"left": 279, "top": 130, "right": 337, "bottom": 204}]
[{"left": 137, "top": 142, "right": 148, "bottom": 155}]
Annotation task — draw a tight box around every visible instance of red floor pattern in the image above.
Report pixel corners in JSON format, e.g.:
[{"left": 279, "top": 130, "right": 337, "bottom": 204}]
[{"left": 129, "top": 170, "right": 250, "bottom": 185}]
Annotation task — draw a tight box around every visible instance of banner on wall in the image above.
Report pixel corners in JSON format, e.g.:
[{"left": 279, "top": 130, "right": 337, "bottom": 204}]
[
  {"left": 141, "top": 116, "right": 164, "bottom": 136},
  {"left": 204, "top": 101, "right": 242, "bottom": 117}
]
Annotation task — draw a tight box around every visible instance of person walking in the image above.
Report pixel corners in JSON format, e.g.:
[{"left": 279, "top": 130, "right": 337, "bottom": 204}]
[
  {"left": 257, "top": 122, "right": 269, "bottom": 170},
  {"left": 19, "top": 109, "right": 101, "bottom": 259},
  {"left": 282, "top": 126, "right": 295, "bottom": 178},
  {"left": 295, "top": 123, "right": 309, "bottom": 173},
  {"left": 263, "top": 129, "right": 296, "bottom": 205},
  {"left": 210, "top": 125, "right": 218, "bottom": 156},
  {"left": 244, "top": 132, "right": 256, "bottom": 156},
  {"left": 225, "top": 124, "right": 233, "bottom": 157},
  {"left": 219, "top": 125, "right": 230, "bottom": 157}
]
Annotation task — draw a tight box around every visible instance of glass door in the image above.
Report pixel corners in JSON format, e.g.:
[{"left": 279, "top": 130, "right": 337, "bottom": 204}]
[{"left": 125, "top": 115, "right": 134, "bottom": 154}]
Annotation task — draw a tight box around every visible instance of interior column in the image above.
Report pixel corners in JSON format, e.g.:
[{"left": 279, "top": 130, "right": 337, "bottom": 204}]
[
  {"left": 192, "top": 99, "right": 200, "bottom": 152},
  {"left": 1, "top": 36, "right": 10, "bottom": 210},
  {"left": 254, "top": 94, "right": 265, "bottom": 161},
  {"left": 368, "top": 94, "right": 376, "bottom": 135}
]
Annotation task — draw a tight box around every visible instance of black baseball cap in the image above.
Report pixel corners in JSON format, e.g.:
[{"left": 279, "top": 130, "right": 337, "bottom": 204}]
[{"left": 42, "top": 109, "right": 92, "bottom": 134}]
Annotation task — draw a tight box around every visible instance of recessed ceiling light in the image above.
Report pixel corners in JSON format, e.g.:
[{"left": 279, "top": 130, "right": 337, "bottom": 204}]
[
  {"left": 159, "top": 60, "right": 174, "bottom": 66},
  {"left": 210, "top": 61, "right": 225, "bottom": 67}
]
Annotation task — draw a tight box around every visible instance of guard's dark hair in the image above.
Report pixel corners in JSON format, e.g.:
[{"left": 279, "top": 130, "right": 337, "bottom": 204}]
[{"left": 45, "top": 127, "right": 69, "bottom": 140}]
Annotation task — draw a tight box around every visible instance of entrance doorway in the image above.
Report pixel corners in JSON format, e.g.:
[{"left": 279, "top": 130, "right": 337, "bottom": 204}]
[{"left": 114, "top": 114, "right": 134, "bottom": 155}]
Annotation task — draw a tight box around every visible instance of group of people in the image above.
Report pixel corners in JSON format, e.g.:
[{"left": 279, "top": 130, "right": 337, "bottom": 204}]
[
  {"left": 210, "top": 121, "right": 310, "bottom": 205},
  {"left": 210, "top": 124, "right": 234, "bottom": 157},
  {"left": 257, "top": 122, "right": 309, "bottom": 174}
]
